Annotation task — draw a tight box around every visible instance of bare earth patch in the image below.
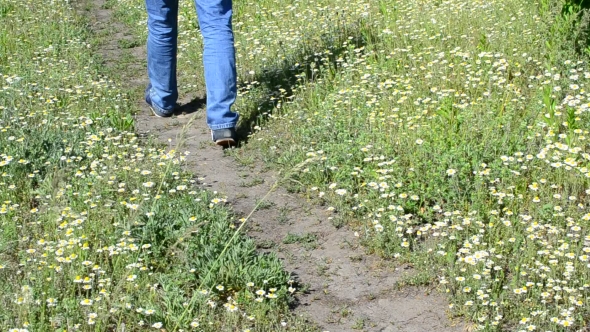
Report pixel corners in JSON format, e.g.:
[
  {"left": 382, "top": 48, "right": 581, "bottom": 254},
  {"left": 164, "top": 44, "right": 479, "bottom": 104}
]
[{"left": 89, "top": 1, "right": 465, "bottom": 330}]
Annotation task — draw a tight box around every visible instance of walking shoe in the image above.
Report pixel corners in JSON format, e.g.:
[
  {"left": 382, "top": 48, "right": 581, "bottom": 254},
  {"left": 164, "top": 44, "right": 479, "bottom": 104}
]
[
  {"left": 145, "top": 84, "right": 175, "bottom": 118},
  {"left": 211, "top": 128, "right": 237, "bottom": 147}
]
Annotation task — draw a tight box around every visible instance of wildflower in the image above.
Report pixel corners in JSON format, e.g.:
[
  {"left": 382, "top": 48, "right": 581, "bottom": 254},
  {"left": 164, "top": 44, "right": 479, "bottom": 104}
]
[
  {"left": 225, "top": 303, "right": 238, "bottom": 312},
  {"left": 446, "top": 169, "right": 457, "bottom": 176},
  {"left": 152, "top": 322, "right": 163, "bottom": 328},
  {"left": 80, "top": 299, "right": 93, "bottom": 306}
]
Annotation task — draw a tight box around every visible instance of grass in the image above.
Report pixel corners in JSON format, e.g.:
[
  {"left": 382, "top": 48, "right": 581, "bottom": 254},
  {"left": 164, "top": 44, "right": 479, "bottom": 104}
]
[
  {"left": 239, "top": 177, "right": 265, "bottom": 188},
  {"left": 276, "top": 206, "right": 290, "bottom": 224},
  {"left": 283, "top": 233, "right": 318, "bottom": 250},
  {"left": 0, "top": 0, "right": 312, "bottom": 331},
  {"left": 254, "top": 197, "right": 275, "bottom": 210}
]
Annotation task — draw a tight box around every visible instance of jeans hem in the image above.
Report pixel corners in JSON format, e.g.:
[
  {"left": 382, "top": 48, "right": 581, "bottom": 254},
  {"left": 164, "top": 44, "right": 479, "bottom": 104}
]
[
  {"left": 152, "top": 104, "right": 175, "bottom": 115},
  {"left": 149, "top": 89, "right": 176, "bottom": 112}
]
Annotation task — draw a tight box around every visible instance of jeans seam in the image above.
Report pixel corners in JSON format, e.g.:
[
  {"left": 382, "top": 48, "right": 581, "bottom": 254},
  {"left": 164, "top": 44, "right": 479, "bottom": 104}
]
[{"left": 209, "top": 122, "right": 237, "bottom": 130}]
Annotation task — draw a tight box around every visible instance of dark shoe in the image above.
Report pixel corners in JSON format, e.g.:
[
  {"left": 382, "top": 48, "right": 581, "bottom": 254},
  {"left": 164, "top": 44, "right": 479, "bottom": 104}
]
[
  {"left": 145, "top": 84, "right": 175, "bottom": 118},
  {"left": 211, "top": 128, "right": 237, "bottom": 147}
]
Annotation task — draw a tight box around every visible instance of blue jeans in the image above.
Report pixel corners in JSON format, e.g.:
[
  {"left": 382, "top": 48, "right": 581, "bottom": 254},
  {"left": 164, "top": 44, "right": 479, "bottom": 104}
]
[{"left": 146, "top": 0, "right": 239, "bottom": 130}]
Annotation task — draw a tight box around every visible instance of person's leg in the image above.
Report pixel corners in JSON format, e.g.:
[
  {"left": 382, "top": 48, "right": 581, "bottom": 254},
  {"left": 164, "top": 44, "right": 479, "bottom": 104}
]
[
  {"left": 195, "top": 0, "right": 239, "bottom": 130},
  {"left": 145, "top": 0, "right": 179, "bottom": 114}
]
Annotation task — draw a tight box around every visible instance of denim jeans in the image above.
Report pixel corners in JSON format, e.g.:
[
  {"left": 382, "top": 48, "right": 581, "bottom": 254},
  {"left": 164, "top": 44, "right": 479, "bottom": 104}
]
[{"left": 146, "top": 0, "right": 239, "bottom": 130}]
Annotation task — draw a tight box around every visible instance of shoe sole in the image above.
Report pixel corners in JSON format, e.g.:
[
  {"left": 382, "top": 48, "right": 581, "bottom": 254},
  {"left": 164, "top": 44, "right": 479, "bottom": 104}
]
[
  {"left": 148, "top": 105, "right": 173, "bottom": 118},
  {"left": 214, "top": 138, "right": 236, "bottom": 147}
]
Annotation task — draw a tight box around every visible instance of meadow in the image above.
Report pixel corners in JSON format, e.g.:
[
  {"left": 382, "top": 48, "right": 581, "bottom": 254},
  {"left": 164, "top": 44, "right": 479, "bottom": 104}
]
[
  {"left": 237, "top": 0, "right": 590, "bottom": 330},
  {"left": 3, "top": 0, "right": 590, "bottom": 331}
]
